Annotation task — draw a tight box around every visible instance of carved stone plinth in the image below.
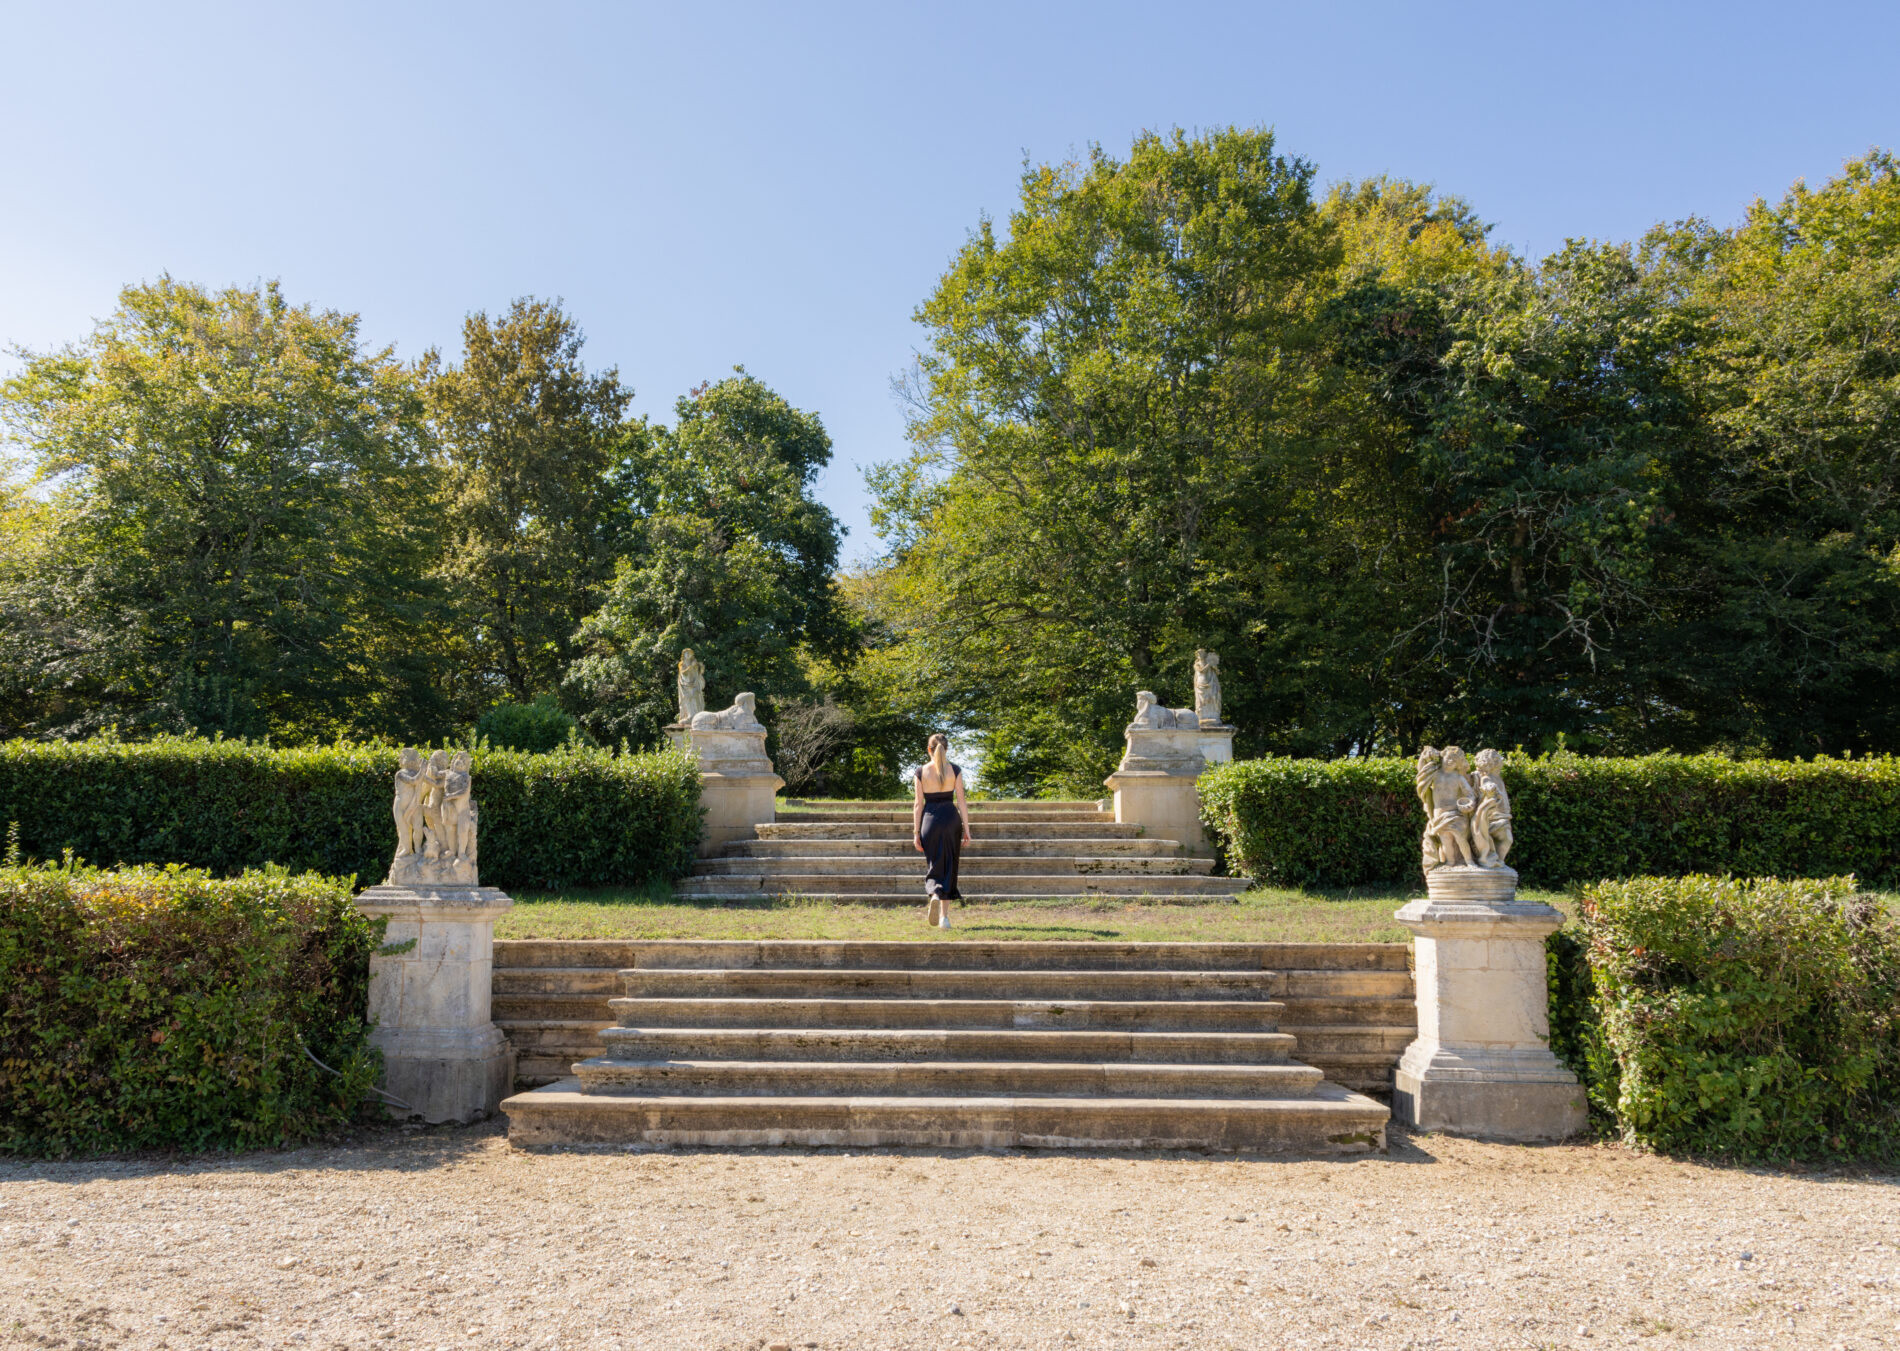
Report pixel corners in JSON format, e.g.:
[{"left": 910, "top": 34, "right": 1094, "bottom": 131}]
[
  {"left": 669, "top": 720, "right": 783, "bottom": 857},
  {"left": 1392, "top": 867, "right": 1586, "bottom": 1141},
  {"left": 1106, "top": 724, "right": 1210, "bottom": 854},
  {"left": 355, "top": 883, "right": 515, "bottom": 1124},
  {"left": 1197, "top": 722, "right": 1235, "bottom": 766}
]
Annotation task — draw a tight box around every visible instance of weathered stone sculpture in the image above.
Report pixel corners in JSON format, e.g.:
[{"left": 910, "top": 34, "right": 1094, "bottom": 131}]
[
  {"left": 356, "top": 747, "right": 513, "bottom": 1123},
  {"left": 676, "top": 648, "right": 706, "bottom": 724},
  {"left": 1471, "top": 747, "right": 1513, "bottom": 868},
  {"left": 1193, "top": 649, "right": 1222, "bottom": 727},
  {"left": 669, "top": 691, "right": 781, "bottom": 856},
  {"left": 1191, "top": 649, "right": 1235, "bottom": 765},
  {"left": 1392, "top": 742, "right": 1584, "bottom": 1141},
  {"left": 389, "top": 748, "right": 479, "bottom": 887},
  {"left": 391, "top": 746, "right": 426, "bottom": 861},
  {"left": 1107, "top": 689, "right": 1216, "bottom": 853},
  {"left": 690, "top": 691, "right": 765, "bottom": 732}
]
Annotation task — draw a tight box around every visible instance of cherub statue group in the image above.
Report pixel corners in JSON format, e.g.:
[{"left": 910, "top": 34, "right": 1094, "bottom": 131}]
[
  {"left": 1415, "top": 745, "right": 1513, "bottom": 875},
  {"left": 389, "top": 747, "right": 479, "bottom": 885}
]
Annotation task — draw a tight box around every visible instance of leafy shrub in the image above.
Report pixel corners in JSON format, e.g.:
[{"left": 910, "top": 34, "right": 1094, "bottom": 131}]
[
  {"left": 0, "top": 737, "right": 702, "bottom": 890},
  {"left": 1199, "top": 751, "right": 1900, "bottom": 888},
  {"left": 474, "top": 695, "right": 585, "bottom": 753},
  {"left": 0, "top": 862, "right": 383, "bottom": 1155},
  {"left": 1550, "top": 875, "right": 1900, "bottom": 1160}
]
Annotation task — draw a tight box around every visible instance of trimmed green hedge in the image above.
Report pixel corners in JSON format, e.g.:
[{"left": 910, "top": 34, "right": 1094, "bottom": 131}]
[
  {"left": 1200, "top": 752, "right": 1900, "bottom": 888},
  {"left": 1548, "top": 875, "right": 1900, "bottom": 1160},
  {"left": 0, "top": 738, "right": 703, "bottom": 890},
  {"left": 0, "top": 862, "right": 383, "bottom": 1155}
]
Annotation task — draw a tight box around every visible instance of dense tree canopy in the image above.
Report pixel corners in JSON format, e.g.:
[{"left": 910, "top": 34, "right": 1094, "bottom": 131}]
[
  {"left": 864, "top": 135, "right": 1900, "bottom": 793},
  {"left": 3, "top": 136, "right": 1895, "bottom": 797},
  {"left": 0, "top": 279, "right": 445, "bottom": 740},
  {"left": 566, "top": 371, "right": 848, "bottom": 746}
]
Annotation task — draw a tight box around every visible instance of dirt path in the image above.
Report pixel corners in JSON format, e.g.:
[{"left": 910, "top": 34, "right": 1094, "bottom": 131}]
[{"left": 3, "top": 1122, "right": 1894, "bottom": 1351}]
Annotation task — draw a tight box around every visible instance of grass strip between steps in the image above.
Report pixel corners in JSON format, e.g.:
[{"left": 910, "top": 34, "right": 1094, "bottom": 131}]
[{"left": 492, "top": 885, "right": 1578, "bottom": 943}]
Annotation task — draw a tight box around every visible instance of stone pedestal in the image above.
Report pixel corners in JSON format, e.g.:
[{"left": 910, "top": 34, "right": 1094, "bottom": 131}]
[
  {"left": 1392, "top": 866, "right": 1586, "bottom": 1141},
  {"left": 1105, "top": 725, "right": 1210, "bottom": 853},
  {"left": 1197, "top": 721, "right": 1235, "bottom": 766},
  {"left": 668, "top": 722, "right": 783, "bottom": 858},
  {"left": 355, "top": 883, "right": 515, "bottom": 1124}
]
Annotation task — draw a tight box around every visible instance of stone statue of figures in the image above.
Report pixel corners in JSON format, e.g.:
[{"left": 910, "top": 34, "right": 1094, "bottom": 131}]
[
  {"left": 1470, "top": 748, "right": 1513, "bottom": 868},
  {"left": 441, "top": 750, "right": 475, "bottom": 865},
  {"left": 392, "top": 747, "right": 426, "bottom": 859},
  {"left": 1193, "top": 649, "right": 1222, "bottom": 727},
  {"left": 676, "top": 648, "right": 706, "bottom": 724},
  {"left": 419, "top": 750, "right": 453, "bottom": 863},
  {"left": 691, "top": 691, "right": 764, "bottom": 731},
  {"left": 386, "top": 746, "right": 481, "bottom": 886},
  {"left": 1416, "top": 746, "right": 1479, "bottom": 873}
]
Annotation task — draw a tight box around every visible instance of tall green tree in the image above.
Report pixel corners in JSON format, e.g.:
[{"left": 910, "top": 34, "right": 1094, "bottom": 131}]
[
  {"left": 428, "top": 298, "right": 636, "bottom": 713},
  {"left": 566, "top": 371, "right": 847, "bottom": 744},
  {"left": 868, "top": 128, "right": 1353, "bottom": 791},
  {"left": 0, "top": 278, "right": 446, "bottom": 740}
]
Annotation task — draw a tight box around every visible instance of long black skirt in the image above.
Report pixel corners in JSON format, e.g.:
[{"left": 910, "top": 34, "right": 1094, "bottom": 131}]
[{"left": 920, "top": 792, "right": 963, "bottom": 900}]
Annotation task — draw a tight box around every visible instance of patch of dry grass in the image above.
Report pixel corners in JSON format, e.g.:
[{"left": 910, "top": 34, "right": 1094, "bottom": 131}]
[{"left": 491, "top": 886, "right": 1579, "bottom": 943}]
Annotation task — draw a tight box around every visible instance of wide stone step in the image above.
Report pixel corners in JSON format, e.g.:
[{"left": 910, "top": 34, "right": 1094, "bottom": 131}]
[
  {"left": 757, "top": 822, "right": 1148, "bottom": 841},
  {"left": 595, "top": 939, "right": 1408, "bottom": 972},
  {"left": 502, "top": 1081, "right": 1389, "bottom": 1152},
  {"left": 781, "top": 800, "right": 1106, "bottom": 816},
  {"left": 596, "top": 1026, "right": 1298, "bottom": 1063},
  {"left": 503, "top": 1028, "right": 1400, "bottom": 1094},
  {"left": 689, "top": 856, "right": 1215, "bottom": 877},
  {"left": 672, "top": 874, "right": 1252, "bottom": 897},
  {"left": 721, "top": 838, "right": 1187, "bottom": 858},
  {"left": 617, "top": 968, "right": 1283, "bottom": 1001},
  {"left": 605, "top": 995, "right": 1285, "bottom": 1030},
  {"left": 573, "top": 1057, "right": 1325, "bottom": 1098},
  {"left": 777, "top": 810, "right": 1113, "bottom": 825}
]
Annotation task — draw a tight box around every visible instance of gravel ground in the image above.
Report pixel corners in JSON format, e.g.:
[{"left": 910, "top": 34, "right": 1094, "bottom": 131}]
[{"left": 3, "top": 1121, "right": 1895, "bottom": 1351}]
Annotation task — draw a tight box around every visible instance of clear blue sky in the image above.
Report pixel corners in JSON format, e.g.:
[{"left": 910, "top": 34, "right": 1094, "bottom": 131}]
[{"left": 4, "top": 1, "right": 1895, "bottom": 560}]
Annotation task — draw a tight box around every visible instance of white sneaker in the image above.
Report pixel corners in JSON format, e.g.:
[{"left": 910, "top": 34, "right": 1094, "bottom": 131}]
[{"left": 938, "top": 912, "right": 951, "bottom": 929}]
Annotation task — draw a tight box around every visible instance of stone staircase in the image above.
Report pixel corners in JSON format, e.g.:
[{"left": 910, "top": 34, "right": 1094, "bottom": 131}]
[
  {"left": 675, "top": 799, "right": 1251, "bottom": 902},
  {"left": 495, "top": 941, "right": 1416, "bottom": 1095},
  {"left": 498, "top": 940, "right": 1407, "bottom": 1153}
]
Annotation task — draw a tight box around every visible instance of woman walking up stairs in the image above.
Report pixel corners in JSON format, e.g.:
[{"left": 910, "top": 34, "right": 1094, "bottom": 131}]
[{"left": 913, "top": 733, "right": 971, "bottom": 927}]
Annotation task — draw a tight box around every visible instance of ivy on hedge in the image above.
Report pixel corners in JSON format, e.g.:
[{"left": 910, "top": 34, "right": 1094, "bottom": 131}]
[
  {"left": 0, "top": 737, "right": 703, "bottom": 891},
  {"left": 1199, "top": 752, "right": 1900, "bottom": 888},
  {"left": 0, "top": 862, "right": 384, "bottom": 1155},
  {"left": 1548, "top": 875, "right": 1900, "bottom": 1160}
]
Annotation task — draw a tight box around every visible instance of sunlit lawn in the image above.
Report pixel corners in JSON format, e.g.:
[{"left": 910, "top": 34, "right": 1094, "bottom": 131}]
[{"left": 493, "top": 884, "right": 1580, "bottom": 944}]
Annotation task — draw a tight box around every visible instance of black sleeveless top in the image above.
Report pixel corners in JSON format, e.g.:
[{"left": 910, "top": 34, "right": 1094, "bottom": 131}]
[{"left": 920, "top": 762, "right": 961, "bottom": 801}]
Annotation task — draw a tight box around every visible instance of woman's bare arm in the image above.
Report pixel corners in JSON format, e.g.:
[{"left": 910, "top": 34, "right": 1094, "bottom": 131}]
[
  {"left": 954, "top": 770, "right": 972, "bottom": 846},
  {"left": 912, "top": 771, "right": 925, "bottom": 853}
]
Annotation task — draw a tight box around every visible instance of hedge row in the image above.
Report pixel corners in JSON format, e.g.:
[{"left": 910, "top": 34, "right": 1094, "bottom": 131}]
[
  {"left": 0, "top": 737, "right": 703, "bottom": 891},
  {"left": 0, "top": 862, "right": 383, "bottom": 1155},
  {"left": 1548, "top": 875, "right": 1900, "bottom": 1160},
  {"left": 1199, "top": 752, "right": 1900, "bottom": 888}
]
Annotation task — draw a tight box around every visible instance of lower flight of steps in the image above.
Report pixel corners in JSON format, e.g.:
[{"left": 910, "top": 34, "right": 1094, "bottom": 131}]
[
  {"left": 499, "top": 941, "right": 1398, "bottom": 1153},
  {"left": 675, "top": 799, "right": 1250, "bottom": 903}
]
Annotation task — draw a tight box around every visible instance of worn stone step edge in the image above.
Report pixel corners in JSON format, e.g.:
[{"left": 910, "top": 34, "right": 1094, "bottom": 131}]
[
  {"left": 720, "top": 840, "right": 1186, "bottom": 858},
  {"left": 595, "top": 1026, "right": 1298, "bottom": 1063},
  {"left": 689, "top": 858, "right": 1217, "bottom": 877},
  {"left": 616, "top": 969, "right": 1286, "bottom": 999},
  {"left": 601, "top": 995, "right": 1290, "bottom": 1029},
  {"left": 492, "top": 938, "right": 1411, "bottom": 971},
  {"left": 572, "top": 1057, "right": 1326, "bottom": 1098},
  {"left": 673, "top": 874, "right": 1250, "bottom": 893},
  {"left": 485, "top": 967, "right": 1411, "bottom": 998},
  {"left": 501, "top": 1080, "right": 1389, "bottom": 1152}
]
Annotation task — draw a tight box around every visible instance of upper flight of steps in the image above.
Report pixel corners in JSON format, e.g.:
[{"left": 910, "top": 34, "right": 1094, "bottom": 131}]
[
  {"left": 677, "top": 799, "right": 1250, "bottom": 903},
  {"left": 499, "top": 940, "right": 1397, "bottom": 1154}
]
